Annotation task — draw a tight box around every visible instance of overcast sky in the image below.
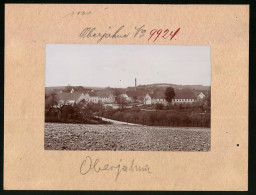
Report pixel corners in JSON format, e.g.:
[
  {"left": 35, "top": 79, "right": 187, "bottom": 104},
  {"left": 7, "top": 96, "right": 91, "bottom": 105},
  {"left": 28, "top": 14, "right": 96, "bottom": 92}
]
[{"left": 45, "top": 44, "right": 211, "bottom": 88}]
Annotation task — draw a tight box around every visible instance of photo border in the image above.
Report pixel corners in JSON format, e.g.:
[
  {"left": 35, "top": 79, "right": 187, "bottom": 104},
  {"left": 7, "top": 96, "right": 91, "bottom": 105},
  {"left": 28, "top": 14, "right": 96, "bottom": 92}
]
[{"left": 1, "top": 0, "right": 255, "bottom": 194}]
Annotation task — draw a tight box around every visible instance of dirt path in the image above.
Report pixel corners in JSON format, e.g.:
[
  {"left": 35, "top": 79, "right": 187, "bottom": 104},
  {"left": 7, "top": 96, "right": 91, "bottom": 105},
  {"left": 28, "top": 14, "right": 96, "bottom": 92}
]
[{"left": 99, "top": 117, "right": 142, "bottom": 126}]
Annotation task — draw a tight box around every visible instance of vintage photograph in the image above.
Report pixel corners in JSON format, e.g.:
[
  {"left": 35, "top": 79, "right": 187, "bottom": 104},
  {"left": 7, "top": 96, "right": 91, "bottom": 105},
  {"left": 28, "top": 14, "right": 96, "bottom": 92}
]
[{"left": 45, "top": 44, "right": 211, "bottom": 151}]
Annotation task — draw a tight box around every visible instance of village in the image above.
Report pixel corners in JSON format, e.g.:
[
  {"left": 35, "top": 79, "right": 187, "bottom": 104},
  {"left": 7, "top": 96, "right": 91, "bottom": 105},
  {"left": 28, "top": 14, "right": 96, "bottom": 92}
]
[
  {"left": 46, "top": 78, "right": 208, "bottom": 108},
  {"left": 44, "top": 44, "right": 211, "bottom": 151},
  {"left": 45, "top": 78, "right": 210, "bottom": 128},
  {"left": 45, "top": 80, "right": 211, "bottom": 151}
]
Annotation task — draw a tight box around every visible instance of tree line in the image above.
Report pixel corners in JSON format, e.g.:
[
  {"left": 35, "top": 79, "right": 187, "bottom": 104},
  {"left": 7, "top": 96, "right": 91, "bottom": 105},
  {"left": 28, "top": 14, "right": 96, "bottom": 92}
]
[{"left": 45, "top": 87, "right": 211, "bottom": 127}]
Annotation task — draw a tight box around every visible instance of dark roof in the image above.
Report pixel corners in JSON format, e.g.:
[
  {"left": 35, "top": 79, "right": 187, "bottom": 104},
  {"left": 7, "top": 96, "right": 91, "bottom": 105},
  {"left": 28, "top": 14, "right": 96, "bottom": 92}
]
[
  {"left": 126, "top": 91, "right": 138, "bottom": 98},
  {"left": 88, "top": 91, "right": 97, "bottom": 96},
  {"left": 96, "top": 90, "right": 112, "bottom": 98},
  {"left": 173, "top": 91, "right": 197, "bottom": 99},
  {"left": 195, "top": 91, "right": 207, "bottom": 96},
  {"left": 147, "top": 89, "right": 197, "bottom": 99},
  {"left": 151, "top": 91, "right": 165, "bottom": 99},
  {"left": 45, "top": 98, "right": 53, "bottom": 106},
  {"left": 57, "top": 92, "right": 83, "bottom": 101}
]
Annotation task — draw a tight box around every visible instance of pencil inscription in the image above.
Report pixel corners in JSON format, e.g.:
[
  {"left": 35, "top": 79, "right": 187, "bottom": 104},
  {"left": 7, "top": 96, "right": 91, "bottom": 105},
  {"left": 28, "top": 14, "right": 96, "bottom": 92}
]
[
  {"left": 63, "top": 10, "right": 91, "bottom": 18},
  {"left": 80, "top": 156, "right": 152, "bottom": 182}
]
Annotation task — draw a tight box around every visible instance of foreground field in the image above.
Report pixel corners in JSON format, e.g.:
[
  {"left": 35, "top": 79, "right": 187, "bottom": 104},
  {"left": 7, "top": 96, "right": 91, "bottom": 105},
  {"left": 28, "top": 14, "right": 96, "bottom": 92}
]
[{"left": 45, "top": 123, "right": 210, "bottom": 151}]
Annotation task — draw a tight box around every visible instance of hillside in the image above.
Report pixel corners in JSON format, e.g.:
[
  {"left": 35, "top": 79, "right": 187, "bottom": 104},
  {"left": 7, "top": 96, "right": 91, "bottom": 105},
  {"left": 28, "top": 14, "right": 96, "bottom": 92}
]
[
  {"left": 45, "top": 83, "right": 210, "bottom": 98},
  {"left": 45, "top": 86, "right": 105, "bottom": 93},
  {"left": 127, "top": 83, "right": 210, "bottom": 91}
]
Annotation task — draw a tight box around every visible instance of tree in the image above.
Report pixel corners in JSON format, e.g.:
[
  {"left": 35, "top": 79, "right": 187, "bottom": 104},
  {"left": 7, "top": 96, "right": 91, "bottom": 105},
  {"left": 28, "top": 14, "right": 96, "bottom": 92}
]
[
  {"left": 105, "top": 106, "right": 114, "bottom": 118},
  {"left": 113, "top": 111, "right": 124, "bottom": 121},
  {"left": 133, "top": 113, "right": 139, "bottom": 123},
  {"left": 113, "top": 89, "right": 121, "bottom": 97},
  {"left": 182, "top": 115, "right": 192, "bottom": 127},
  {"left": 75, "top": 86, "right": 86, "bottom": 91},
  {"left": 64, "top": 84, "right": 73, "bottom": 92},
  {"left": 45, "top": 92, "right": 59, "bottom": 110},
  {"left": 124, "top": 113, "right": 133, "bottom": 123},
  {"left": 116, "top": 95, "right": 127, "bottom": 110},
  {"left": 178, "top": 103, "right": 184, "bottom": 111},
  {"left": 149, "top": 113, "right": 157, "bottom": 125},
  {"left": 142, "top": 113, "right": 147, "bottom": 125},
  {"left": 155, "top": 103, "right": 164, "bottom": 110},
  {"left": 159, "top": 112, "right": 167, "bottom": 125},
  {"left": 165, "top": 87, "right": 175, "bottom": 104},
  {"left": 167, "top": 113, "right": 174, "bottom": 126},
  {"left": 205, "top": 88, "right": 211, "bottom": 111},
  {"left": 193, "top": 101, "right": 204, "bottom": 112},
  {"left": 172, "top": 115, "right": 181, "bottom": 126}
]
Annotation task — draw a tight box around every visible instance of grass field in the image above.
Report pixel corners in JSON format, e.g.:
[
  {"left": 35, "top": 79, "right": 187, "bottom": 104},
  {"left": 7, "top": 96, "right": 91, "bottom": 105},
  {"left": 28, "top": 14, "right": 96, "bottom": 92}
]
[{"left": 44, "top": 123, "right": 210, "bottom": 151}]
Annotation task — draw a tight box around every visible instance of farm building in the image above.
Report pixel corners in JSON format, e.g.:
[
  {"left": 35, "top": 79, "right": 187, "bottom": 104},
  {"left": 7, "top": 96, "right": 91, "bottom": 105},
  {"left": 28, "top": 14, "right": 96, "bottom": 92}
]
[{"left": 143, "top": 91, "right": 206, "bottom": 105}]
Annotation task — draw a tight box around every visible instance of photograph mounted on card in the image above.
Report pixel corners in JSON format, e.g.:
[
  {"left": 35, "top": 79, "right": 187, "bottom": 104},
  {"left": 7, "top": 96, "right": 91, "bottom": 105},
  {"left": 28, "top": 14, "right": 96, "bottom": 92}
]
[
  {"left": 45, "top": 44, "right": 211, "bottom": 152},
  {"left": 4, "top": 4, "right": 249, "bottom": 190}
]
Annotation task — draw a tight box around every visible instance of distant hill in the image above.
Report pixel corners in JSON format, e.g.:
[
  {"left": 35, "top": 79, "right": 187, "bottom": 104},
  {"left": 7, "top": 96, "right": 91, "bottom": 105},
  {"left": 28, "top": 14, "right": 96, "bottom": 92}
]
[
  {"left": 45, "top": 86, "right": 105, "bottom": 93},
  {"left": 127, "top": 83, "right": 210, "bottom": 91},
  {"left": 46, "top": 84, "right": 210, "bottom": 91},
  {"left": 45, "top": 84, "right": 210, "bottom": 97}
]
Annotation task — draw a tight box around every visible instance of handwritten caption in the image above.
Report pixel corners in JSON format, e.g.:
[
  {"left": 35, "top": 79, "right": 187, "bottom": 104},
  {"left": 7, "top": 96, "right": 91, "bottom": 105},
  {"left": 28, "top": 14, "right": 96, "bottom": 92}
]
[
  {"left": 80, "top": 156, "right": 152, "bottom": 182},
  {"left": 79, "top": 25, "right": 181, "bottom": 43}
]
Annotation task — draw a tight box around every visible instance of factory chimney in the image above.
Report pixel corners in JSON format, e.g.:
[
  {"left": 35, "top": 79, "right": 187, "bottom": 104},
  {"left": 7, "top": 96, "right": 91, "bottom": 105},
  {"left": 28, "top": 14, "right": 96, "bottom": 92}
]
[{"left": 135, "top": 78, "right": 137, "bottom": 91}]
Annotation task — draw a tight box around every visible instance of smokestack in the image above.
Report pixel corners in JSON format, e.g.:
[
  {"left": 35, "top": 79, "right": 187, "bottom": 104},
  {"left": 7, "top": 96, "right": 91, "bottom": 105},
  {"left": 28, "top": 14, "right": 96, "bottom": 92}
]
[{"left": 135, "top": 78, "right": 137, "bottom": 91}]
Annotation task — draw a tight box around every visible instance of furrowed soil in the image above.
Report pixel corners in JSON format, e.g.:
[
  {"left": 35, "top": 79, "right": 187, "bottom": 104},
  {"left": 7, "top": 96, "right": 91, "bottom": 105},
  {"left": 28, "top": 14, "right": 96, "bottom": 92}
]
[{"left": 44, "top": 123, "right": 210, "bottom": 151}]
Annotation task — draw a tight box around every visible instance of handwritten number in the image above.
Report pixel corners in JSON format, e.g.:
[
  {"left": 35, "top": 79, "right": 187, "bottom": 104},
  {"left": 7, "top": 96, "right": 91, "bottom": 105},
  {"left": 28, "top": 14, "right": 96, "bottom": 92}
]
[
  {"left": 170, "top": 28, "right": 180, "bottom": 41},
  {"left": 162, "top": 29, "right": 169, "bottom": 39},
  {"left": 64, "top": 10, "right": 91, "bottom": 18},
  {"left": 153, "top": 29, "right": 162, "bottom": 42},
  {"left": 148, "top": 29, "right": 157, "bottom": 41},
  {"left": 63, "top": 11, "right": 74, "bottom": 18},
  {"left": 148, "top": 28, "right": 180, "bottom": 42}
]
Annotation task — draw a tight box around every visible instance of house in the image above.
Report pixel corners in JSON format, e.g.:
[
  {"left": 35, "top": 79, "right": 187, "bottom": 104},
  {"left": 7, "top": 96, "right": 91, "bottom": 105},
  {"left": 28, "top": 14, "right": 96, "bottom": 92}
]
[
  {"left": 144, "top": 94, "right": 151, "bottom": 105},
  {"left": 143, "top": 91, "right": 167, "bottom": 105},
  {"left": 172, "top": 91, "right": 206, "bottom": 104},
  {"left": 119, "top": 94, "right": 132, "bottom": 102},
  {"left": 97, "top": 91, "right": 115, "bottom": 103},
  {"left": 126, "top": 91, "right": 138, "bottom": 101},
  {"left": 151, "top": 91, "right": 167, "bottom": 105},
  {"left": 172, "top": 93, "right": 197, "bottom": 104},
  {"left": 143, "top": 91, "right": 206, "bottom": 105},
  {"left": 83, "top": 93, "right": 91, "bottom": 102},
  {"left": 87, "top": 91, "right": 99, "bottom": 103},
  {"left": 57, "top": 89, "right": 116, "bottom": 105},
  {"left": 57, "top": 91, "right": 85, "bottom": 105},
  {"left": 99, "top": 94, "right": 115, "bottom": 103},
  {"left": 197, "top": 92, "right": 206, "bottom": 100}
]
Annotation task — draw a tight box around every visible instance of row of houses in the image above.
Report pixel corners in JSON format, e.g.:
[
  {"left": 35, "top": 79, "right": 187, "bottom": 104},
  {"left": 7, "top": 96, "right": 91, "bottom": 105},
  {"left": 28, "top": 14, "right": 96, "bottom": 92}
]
[
  {"left": 49, "top": 88, "right": 206, "bottom": 107},
  {"left": 143, "top": 91, "right": 205, "bottom": 105},
  {"left": 57, "top": 90, "right": 115, "bottom": 105}
]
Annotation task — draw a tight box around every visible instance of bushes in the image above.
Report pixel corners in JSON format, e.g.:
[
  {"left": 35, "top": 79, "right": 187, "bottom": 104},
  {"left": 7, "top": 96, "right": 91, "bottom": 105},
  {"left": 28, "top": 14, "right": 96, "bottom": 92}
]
[
  {"left": 45, "top": 104, "right": 110, "bottom": 124},
  {"left": 107, "top": 110, "right": 210, "bottom": 127},
  {"left": 45, "top": 101, "right": 210, "bottom": 127},
  {"left": 155, "top": 103, "right": 164, "bottom": 110}
]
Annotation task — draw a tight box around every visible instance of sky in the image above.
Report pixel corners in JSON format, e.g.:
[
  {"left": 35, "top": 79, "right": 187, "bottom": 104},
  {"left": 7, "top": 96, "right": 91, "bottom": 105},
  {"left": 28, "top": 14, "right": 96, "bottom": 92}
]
[{"left": 45, "top": 44, "right": 211, "bottom": 88}]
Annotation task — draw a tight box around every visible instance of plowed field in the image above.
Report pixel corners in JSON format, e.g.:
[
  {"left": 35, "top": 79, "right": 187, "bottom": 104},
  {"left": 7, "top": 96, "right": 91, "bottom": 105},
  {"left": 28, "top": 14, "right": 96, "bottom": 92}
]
[{"left": 45, "top": 123, "right": 210, "bottom": 151}]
